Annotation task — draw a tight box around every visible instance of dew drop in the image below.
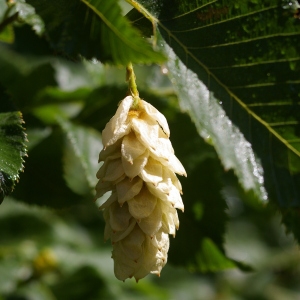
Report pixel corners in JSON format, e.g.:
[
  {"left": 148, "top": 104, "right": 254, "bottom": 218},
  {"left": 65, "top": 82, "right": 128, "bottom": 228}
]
[{"left": 161, "top": 66, "right": 168, "bottom": 74}]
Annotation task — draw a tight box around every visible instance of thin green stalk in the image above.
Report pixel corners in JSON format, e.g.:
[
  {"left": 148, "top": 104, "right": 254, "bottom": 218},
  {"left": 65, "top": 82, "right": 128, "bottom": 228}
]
[{"left": 126, "top": 62, "right": 140, "bottom": 109}]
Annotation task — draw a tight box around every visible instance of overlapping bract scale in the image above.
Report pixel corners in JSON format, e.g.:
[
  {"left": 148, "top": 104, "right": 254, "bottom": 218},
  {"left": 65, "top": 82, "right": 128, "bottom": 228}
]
[{"left": 95, "top": 96, "right": 186, "bottom": 281}]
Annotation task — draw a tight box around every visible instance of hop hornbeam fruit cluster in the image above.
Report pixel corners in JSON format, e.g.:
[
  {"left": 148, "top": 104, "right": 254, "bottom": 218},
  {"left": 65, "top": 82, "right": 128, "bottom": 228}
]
[{"left": 95, "top": 95, "right": 186, "bottom": 281}]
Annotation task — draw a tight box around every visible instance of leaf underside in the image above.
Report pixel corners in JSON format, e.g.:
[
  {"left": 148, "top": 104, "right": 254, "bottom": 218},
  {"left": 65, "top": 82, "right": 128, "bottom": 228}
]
[{"left": 130, "top": 1, "right": 300, "bottom": 204}]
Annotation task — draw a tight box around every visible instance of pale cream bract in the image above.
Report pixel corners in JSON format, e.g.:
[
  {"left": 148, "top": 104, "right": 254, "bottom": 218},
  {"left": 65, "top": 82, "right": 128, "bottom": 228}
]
[{"left": 96, "top": 96, "right": 186, "bottom": 281}]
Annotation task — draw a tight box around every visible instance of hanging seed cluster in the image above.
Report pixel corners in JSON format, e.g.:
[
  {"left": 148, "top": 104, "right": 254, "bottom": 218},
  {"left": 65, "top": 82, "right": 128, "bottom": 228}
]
[{"left": 95, "top": 96, "right": 186, "bottom": 281}]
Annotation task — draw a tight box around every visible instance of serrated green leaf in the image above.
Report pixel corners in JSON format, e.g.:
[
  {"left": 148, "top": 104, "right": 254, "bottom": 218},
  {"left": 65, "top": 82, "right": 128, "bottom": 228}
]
[
  {"left": 26, "top": 0, "right": 165, "bottom": 64},
  {"left": 161, "top": 39, "right": 268, "bottom": 202},
  {"left": 0, "top": 94, "right": 27, "bottom": 202},
  {"left": 129, "top": 0, "right": 300, "bottom": 234}
]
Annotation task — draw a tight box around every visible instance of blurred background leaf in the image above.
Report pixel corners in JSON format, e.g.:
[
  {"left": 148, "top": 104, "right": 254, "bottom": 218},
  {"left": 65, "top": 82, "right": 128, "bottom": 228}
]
[{"left": 58, "top": 118, "right": 103, "bottom": 196}]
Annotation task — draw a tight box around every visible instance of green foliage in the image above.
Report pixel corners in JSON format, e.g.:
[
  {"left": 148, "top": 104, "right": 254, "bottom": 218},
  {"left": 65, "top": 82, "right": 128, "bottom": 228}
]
[
  {"left": 0, "top": 92, "right": 26, "bottom": 202},
  {"left": 25, "top": 0, "right": 165, "bottom": 64},
  {"left": 0, "top": 0, "right": 300, "bottom": 298},
  {"left": 160, "top": 40, "right": 267, "bottom": 201},
  {"left": 59, "top": 118, "right": 103, "bottom": 195},
  {"left": 129, "top": 0, "right": 300, "bottom": 239}
]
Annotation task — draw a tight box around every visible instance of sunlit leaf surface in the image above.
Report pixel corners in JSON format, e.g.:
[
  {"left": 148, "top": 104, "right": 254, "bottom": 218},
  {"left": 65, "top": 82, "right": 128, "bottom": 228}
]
[{"left": 130, "top": 0, "right": 300, "bottom": 209}]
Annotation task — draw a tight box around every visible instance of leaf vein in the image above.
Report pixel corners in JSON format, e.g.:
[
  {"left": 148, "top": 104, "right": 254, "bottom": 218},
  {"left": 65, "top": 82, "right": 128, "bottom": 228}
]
[
  {"left": 157, "top": 23, "right": 300, "bottom": 158},
  {"left": 168, "top": 5, "right": 278, "bottom": 32},
  {"left": 186, "top": 32, "right": 300, "bottom": 50}
]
